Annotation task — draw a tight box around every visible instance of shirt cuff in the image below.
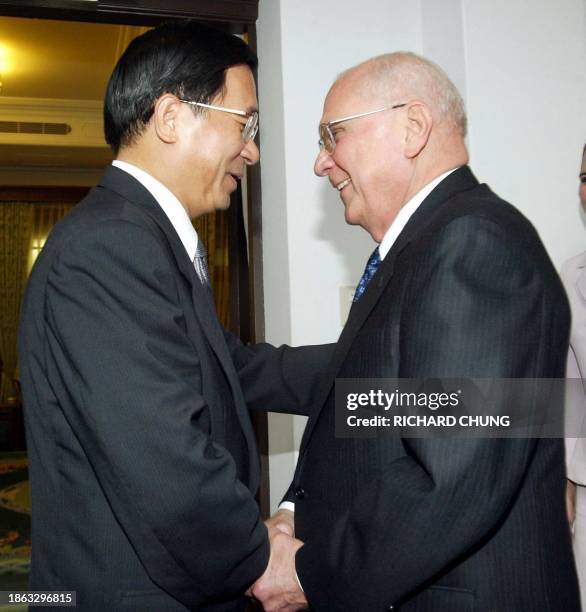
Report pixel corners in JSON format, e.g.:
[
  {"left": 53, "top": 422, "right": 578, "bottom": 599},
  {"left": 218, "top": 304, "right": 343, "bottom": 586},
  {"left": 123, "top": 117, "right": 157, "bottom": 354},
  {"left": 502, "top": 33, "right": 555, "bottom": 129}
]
[{"left": 278, "top": 501, "right": 295, "bottom": 513}]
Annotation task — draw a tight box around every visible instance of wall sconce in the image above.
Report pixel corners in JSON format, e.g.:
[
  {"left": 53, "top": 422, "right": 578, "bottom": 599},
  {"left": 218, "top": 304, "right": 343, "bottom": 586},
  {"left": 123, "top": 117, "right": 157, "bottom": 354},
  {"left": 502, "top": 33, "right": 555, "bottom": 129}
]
[
  {"left": 0, "top": 44, "right": 9, "bottom": 95},
  {"left": 29, "top": 236, "right": 47, "bottom": 271}
]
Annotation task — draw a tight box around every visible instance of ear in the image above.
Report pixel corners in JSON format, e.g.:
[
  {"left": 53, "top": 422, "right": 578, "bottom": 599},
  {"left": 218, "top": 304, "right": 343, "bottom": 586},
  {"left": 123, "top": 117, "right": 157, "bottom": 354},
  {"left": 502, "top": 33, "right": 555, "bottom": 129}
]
[
  {"left": 152, "top": 94, "right": 182, "bottom": 144},
  {"left": 403, "top": 102, "right": 432, "bottom": 158}
]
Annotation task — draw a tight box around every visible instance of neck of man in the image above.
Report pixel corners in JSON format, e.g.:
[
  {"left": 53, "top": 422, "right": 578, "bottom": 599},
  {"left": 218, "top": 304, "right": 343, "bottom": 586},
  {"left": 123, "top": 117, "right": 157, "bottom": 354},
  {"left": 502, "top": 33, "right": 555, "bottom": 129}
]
[
  {"left": 115, "top": 144, "right": 195, "bottom": 217},
  {"left": 116, "top": 145, "right": 162, "bottom": 183},
  {"left": 402, "top": 135, "right": 469, "bottom": 205},
  {"left": 371, "top": 137, "right": 469, "bottom": 242}
]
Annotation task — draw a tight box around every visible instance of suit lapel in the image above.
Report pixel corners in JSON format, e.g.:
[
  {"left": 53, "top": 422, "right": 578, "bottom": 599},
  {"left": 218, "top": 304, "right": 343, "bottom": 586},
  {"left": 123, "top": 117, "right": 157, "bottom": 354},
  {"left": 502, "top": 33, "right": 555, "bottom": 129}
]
[
  {"left": 188, "top": 275, "right": 260, "bottom": 489},
  {"left": 98, "top": 166, "right": 259, "bottom": 488},
  {"left": 300, "top": 166, "right": 480, "bottom": 452}
]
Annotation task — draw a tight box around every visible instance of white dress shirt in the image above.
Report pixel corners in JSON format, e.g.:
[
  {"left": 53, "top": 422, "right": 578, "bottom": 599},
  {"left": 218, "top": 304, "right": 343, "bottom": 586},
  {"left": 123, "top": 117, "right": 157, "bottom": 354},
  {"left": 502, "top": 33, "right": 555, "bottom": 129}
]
[
  {"left": 112, "top": 160, "right": 199, "bottom": 260},
  {"left": 378, "top": 167, "right": 457, "bottom": 260}
]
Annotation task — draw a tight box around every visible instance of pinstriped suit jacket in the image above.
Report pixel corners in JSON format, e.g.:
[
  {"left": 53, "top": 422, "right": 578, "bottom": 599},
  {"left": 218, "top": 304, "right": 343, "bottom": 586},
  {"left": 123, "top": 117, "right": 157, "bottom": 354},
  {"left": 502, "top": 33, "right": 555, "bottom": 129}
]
[{"left": 289, "top": 166, "right": 579, "bottom": 611}]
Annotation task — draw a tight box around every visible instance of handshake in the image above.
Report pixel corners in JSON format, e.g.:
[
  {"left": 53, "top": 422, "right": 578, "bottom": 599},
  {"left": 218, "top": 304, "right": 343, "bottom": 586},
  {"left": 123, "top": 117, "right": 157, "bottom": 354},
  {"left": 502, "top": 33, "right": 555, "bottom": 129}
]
[{"left": 247, "top": 509, "right": 308, "bottom": 612}]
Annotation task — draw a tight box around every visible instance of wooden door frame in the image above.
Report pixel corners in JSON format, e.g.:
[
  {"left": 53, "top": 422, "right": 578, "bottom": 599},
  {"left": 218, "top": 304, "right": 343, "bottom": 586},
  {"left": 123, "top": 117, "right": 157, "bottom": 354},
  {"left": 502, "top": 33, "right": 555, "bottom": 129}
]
[{"left": 0, "top": 1, "right": 270, "bottom": 514}]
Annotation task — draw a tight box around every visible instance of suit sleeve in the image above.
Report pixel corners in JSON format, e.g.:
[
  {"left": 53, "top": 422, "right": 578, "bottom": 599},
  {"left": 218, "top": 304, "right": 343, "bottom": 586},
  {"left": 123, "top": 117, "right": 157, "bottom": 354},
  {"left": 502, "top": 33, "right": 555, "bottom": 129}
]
[
  {"left": 44, "top": 219, "right": 268, "bottom": 608},
  {"left": 296, "top": 214, "right": 565, "bottom": 609},
  {"left": 223, "top": 331, "right": 334, "bottom": 416}
]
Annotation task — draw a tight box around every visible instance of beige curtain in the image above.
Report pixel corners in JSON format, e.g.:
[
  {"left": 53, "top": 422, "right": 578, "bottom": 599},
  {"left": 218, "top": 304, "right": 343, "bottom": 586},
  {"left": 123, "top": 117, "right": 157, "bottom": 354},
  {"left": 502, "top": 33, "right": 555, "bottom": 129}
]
[
  {"left": 27, "top": 203, "right": 74, "bottom": 274},
  {"left": 0, "top": 202, "right": 73, "bottom": 400},
  {"left": 193, "top": 210, "right": 230, "bottom": 327}
]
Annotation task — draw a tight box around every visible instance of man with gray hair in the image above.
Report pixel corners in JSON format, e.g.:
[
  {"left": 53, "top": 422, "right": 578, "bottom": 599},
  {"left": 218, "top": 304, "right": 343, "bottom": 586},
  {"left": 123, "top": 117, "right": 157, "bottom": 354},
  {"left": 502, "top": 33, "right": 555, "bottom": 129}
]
[{"left": 251, "top": 52, "right": 579, "bottom": 611}]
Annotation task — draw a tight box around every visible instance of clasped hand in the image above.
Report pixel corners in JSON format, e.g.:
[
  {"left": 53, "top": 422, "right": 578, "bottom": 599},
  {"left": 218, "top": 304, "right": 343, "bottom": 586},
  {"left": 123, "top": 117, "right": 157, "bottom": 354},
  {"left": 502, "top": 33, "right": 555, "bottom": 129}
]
[{"left": 248, "top": 510, "right": 308, "bottom": 611}]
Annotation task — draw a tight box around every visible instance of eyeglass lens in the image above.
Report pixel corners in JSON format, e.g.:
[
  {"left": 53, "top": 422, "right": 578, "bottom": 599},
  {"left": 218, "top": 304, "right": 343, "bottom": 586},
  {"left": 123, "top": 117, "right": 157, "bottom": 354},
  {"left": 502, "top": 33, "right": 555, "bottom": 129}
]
[
  {"left": 243, "top": 113, "right": 259, "bottom": 143},
  {"left": 319, "top": 125, "right": 334, "bottom": 153}
]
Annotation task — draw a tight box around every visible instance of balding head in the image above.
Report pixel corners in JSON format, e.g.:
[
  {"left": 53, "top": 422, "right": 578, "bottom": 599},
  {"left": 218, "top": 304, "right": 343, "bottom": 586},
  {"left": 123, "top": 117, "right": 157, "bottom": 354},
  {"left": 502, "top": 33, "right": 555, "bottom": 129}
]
[{"left": 340, "top": 52, "right": 467, "bottom": 138}]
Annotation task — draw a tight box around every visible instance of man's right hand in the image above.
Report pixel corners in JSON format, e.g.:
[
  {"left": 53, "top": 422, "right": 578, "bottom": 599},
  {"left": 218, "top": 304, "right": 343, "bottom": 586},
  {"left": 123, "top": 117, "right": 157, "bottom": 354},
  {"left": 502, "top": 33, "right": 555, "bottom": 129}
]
[{"left": 265, "top": 509, "right": 295, "bottom": 538}]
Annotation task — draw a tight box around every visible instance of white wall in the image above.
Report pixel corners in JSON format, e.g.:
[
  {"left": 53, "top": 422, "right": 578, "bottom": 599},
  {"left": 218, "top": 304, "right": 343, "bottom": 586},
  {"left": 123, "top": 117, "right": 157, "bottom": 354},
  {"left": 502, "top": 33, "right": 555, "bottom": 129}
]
[
  {"left": 461, "top": 0, "right": 586, "bottom": 265},
  {"left": 257, "top": 0, "right": 586, "bottom": 511}
]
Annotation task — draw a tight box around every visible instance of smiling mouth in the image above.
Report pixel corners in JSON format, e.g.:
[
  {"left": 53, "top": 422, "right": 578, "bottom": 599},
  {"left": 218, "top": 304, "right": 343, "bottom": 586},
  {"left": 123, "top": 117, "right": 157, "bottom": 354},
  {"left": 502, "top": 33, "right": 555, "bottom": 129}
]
[{"left": 336, "top": 178, "right": 352, "bottom": 191}]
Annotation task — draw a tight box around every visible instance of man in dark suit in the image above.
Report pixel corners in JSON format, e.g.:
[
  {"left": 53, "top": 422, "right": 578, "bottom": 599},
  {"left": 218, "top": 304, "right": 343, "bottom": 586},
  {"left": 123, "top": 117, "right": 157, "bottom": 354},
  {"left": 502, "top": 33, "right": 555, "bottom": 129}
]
[
  {"left": 252, "top": 52, "right": 580, "bottom": 611},
  {"left": 18, "top": 22, "right": 330, "bottom": 611}
]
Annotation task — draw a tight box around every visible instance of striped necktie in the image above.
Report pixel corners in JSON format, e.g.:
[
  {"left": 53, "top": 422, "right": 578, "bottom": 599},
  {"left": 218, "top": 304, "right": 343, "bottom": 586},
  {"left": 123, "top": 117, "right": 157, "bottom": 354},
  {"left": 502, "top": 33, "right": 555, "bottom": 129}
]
[{"left": 193, "top": 240, "right": 210, "bottom": 287}]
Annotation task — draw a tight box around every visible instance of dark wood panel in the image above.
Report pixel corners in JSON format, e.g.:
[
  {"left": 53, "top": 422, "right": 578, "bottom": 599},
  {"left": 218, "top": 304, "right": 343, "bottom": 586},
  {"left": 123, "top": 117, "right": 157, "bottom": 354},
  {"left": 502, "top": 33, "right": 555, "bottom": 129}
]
[
  {"left": 0, "top": 0, "right": 257, "bottom": 27},
  {"left": 246, "top": 25, "right": 265, "bottom": 346},
  {"left": 0, "top": 402, "right": 26, "bottom": 452},
  {"left": 0, "top": 186, "right": 89, "bottom": 202},
  {"left": 100, "top": 0, "right": 257, "bottom": 22},
  {"left": 245, "top": 23, "right": 270, "bottom": 519}
]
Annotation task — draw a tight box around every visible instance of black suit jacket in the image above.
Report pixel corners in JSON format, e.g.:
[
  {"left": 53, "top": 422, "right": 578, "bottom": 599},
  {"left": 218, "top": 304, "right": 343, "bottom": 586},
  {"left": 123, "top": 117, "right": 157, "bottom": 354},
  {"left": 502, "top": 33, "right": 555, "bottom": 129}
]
[
  {"left": 18, "top": 166, "right": 330, "bottom": 611},
  {"left": 289, "top": 167, "right": 580, "bottom": 611}
]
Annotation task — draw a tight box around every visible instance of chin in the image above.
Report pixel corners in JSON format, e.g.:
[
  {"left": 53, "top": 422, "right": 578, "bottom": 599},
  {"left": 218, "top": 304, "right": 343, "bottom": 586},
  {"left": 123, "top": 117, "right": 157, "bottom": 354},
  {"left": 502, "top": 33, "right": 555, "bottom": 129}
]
[
  {"left": 343, "top": 203, "right": 361, "bottom": 228},
  {"left": 216, "top": 194, "right": 232, "bottom": 211}
]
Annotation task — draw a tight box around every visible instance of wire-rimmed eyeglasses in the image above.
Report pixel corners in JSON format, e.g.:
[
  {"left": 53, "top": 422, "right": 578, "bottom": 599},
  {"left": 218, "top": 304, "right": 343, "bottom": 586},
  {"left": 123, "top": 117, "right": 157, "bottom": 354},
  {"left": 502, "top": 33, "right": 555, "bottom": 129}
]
[
  {"left": 318, "top": 103, "right": 406, "bottom": 154},
  {"left": 179, "top": 100, "right": 259, "bottom": 143}
]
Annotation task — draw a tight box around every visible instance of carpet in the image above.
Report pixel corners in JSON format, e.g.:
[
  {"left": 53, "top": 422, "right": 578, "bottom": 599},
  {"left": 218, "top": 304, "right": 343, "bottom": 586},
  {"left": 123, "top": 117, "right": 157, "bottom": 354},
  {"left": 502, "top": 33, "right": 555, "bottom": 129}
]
[{"left": 0, "top": 453, "right": 30, "bottom": 591}]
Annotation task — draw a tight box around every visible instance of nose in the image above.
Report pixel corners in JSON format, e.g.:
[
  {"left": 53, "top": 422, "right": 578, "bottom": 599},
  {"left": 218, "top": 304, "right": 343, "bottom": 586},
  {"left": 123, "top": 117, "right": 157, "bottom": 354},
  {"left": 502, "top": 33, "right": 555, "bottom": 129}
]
[
  {"left": 314, "top": 148, "right": 334, "bottom": 176},
  {"left": 242, "top": 138, "right": 260, "bottom": 166}
]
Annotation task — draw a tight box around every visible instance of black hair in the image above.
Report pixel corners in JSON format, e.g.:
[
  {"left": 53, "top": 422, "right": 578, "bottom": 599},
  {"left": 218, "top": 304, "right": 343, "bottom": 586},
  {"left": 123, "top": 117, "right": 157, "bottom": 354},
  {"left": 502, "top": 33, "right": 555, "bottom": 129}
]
[{"left": 104, "top": 21, "right": 258, "bottom": 154}]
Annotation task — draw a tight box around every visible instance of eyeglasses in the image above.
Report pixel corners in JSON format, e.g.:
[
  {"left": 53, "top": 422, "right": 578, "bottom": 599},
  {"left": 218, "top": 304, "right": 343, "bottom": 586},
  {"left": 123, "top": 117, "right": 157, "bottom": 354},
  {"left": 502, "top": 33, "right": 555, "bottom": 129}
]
[
  {"left": 179, "top": 100, "right": 259, "bottom": 143},
  {"left": 318, "top": 103, "right": 406, "bottom": 153}
]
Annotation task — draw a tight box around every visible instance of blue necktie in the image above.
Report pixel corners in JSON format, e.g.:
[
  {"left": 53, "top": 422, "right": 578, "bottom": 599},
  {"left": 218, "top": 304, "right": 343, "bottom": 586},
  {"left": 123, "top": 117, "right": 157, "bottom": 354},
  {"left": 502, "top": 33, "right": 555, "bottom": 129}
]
[{"left": 353, "top": 247, "right": 381, "bottom": 302}]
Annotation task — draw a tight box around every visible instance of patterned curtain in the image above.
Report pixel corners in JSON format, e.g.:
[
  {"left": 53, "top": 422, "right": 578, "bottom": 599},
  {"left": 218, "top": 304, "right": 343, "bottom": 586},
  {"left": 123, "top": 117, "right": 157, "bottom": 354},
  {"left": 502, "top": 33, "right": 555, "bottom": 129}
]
[
  {"left": 193, "top": 210, "right": 230, "bottom": 327},
  {"left": 0, "top": 203, "right": 34, "bottom": 400},
  {"left": 0, "top": 202, "right": 73, "bottom": 400},
  {"left": 27, "top": 203, "right": 75, "bottom": 273}
]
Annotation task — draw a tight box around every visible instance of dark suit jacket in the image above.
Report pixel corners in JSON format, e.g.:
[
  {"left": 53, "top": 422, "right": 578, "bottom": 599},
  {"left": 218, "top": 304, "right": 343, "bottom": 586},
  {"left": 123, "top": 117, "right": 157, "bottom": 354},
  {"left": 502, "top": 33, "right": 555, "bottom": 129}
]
[
  {"left": 289, "top": 167, "right": 580, "bottom": 611},
  {"left": 18, "top": 166, "right": 330, "bottom": 611}
]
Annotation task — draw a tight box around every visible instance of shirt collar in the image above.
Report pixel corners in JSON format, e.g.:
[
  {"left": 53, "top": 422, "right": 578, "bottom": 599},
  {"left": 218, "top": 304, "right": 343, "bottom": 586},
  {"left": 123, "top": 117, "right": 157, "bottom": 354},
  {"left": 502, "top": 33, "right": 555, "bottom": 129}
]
[
  {"left": 112, "top": 160, "right": 199, "bottom": 261},
  {"left": 378, "top": 167, "right": 458, "bottom": 260}
]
